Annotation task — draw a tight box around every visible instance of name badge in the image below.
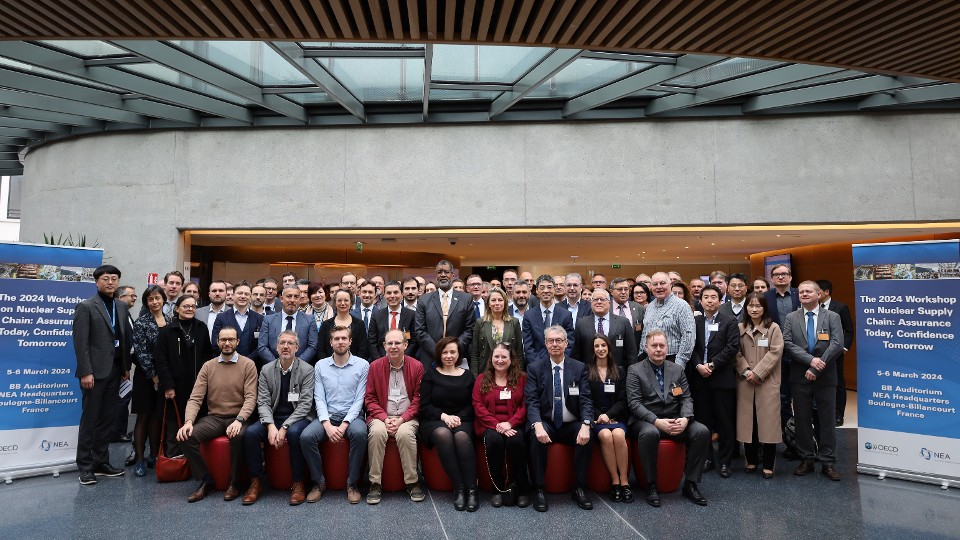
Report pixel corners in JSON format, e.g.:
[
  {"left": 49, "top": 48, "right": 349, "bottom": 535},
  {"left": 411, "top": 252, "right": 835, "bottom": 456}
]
[
  {"left": 404, "top": 331, "right": 412, "bottom": 340},
  {"left": 615, "top": 339, "right": 624, "bottom": 347},
  {"left": 758, "top": 339, "right": 769, "bottom": 347},
  {"left": 287, "top": 392, "right": 300, "bottom": 402},
  {"left": 708, "top": 323, "right": 719, "bottom": 332},
  {"left": 389, "top": 388, "right": 401, "bottom": 399},
  {"left": 671, "top": 385, "right": 683, "bottom": 397},
  {"left": 604, "top": 384, "right": 615, "bottom": 393},
  {"left": 114, "top": 339, "right": 120, "bottom": 348},
  {"left": 499, "top": 389, "right": 511, "bottom": 400},
  {"left": 568, "top": 386, "right": 580, "bottom": 396},
  {"left": 634, "top": 323, "right": 643, "bottom": 332},
  {"left": 254, "top": 331, "right": 260, "bottom": 339},
  {"left": 817, "top": 332, "right": 830, "bottom": 341}
]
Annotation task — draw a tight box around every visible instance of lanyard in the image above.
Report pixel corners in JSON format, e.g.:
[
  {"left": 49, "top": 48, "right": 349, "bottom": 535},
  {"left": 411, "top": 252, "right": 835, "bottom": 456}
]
[{"left": 101, "top": 297, "right": 116, "bottom": 334}]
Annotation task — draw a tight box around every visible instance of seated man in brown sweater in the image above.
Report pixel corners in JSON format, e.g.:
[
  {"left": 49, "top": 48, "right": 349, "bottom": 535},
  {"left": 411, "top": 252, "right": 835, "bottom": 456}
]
[{"left": 177, "top": 326, "right": 258, "bottom": 502}]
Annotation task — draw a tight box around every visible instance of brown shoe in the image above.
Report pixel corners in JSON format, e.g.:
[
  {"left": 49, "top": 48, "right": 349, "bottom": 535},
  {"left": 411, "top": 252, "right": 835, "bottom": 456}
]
[
  {"left": 347, "top": 485, "right": 362, "bottom": 504},
  {"left": 289, "top": 481, "right": 306, "bottom": 505},
  {"left": 187, "top": 481, "right": 214, "bottom": 503},
  {"left": 794, "top": 461, "right": 815, "bottom": 476},
  {"left": 242, "top": 478, "right": 262, "bottom": 505},
  {"left": 306, "top": 481, "right": 325, "bottom": 503},
  {"left": 822, "top": 464, "right": 841, "bottom": 481},
  {"left": 223, "top": 484, "right": 242, "bottom": 501}
]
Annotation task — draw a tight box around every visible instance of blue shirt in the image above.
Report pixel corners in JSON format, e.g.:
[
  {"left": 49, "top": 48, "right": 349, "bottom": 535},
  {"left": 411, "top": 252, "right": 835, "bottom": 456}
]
[{"left": 314, "top": 354, "right": 368, "bottom": 424}]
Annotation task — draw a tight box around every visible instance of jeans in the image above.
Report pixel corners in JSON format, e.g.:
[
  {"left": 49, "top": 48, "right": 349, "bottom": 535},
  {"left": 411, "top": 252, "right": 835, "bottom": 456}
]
[
  {"left": 300, "top": 417, "right": 368, "bottom": 486},
  {"left": 243, "top": 416, "right": 310, "bottom": 482}
]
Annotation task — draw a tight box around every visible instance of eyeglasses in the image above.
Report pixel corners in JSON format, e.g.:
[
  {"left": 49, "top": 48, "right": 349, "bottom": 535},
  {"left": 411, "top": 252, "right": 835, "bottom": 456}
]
[
  {"left": 179, "top": 304, "right": 197, "bottom": 310},
  {"left": 218, "top": 338, "right": 238, "bottom": 343},
  {"left": 771, "top": 272, "right": 791, "bottom": 278},
  {"left": 592, "top": 298, "right": 609, "bottom": 303},
  {"left": 546, "top": 338, "right": 567, "bottom": 344},
  {"left": 613, "top": 287, "right": 630, "bottom": 292},
  {"left": 277, "top": 340, "right": 298, "bottom": 346}
]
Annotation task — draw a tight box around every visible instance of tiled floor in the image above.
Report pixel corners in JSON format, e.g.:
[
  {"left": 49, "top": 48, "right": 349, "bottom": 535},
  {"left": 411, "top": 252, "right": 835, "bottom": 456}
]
[{"left": 3, "top": 392, "right": 958, "bottom": 540}]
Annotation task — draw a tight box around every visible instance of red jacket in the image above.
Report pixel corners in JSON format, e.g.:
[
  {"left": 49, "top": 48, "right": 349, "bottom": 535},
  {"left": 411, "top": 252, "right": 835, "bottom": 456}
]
[
  {"left": 365, "top": 355, "right": 424, "bottom": 423},
  {"left": 472, "top": 373, "right": 527, "bottom": 435}
]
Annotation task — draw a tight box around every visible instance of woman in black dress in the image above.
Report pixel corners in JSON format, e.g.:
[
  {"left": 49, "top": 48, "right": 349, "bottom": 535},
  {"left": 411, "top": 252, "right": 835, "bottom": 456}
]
[
  {"left": 130, "top": 285, "right": 169, "bottom": 476},
  {"left": 419, "top": 337, "right": 478, "bottom": 511},
  {"left": 588, "top": 334, "right": 632, "bottom": 502},
  {"left": 153, "top": 295, "right": 213, "bottom": 447},
  {"left": 317, "top": 289, "right": 369, "bottom": 361}
]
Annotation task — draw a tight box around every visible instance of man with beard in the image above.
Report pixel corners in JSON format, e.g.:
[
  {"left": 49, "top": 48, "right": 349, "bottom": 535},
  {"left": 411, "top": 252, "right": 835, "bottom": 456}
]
[{"left": 414, "top": 260, "right": 474, "bottom": 366}]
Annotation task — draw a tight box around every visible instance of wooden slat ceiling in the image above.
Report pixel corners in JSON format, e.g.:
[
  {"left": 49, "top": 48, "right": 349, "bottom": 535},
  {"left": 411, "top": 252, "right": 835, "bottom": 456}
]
[{"left": 1, "top": 0, "right": 959, "bottom": 82}]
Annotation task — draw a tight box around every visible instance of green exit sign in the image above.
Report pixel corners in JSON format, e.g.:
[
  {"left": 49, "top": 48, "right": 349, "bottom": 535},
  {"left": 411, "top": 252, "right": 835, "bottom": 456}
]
[
  {"left": 487, "top": 266, "right": 497, "bottom": 270},
  {"left": 611, "top": 264, "right": 621, "bottom": 269}
]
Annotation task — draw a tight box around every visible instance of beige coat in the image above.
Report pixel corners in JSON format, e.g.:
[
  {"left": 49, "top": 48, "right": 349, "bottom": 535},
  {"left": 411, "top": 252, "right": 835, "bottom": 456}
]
[{"left": 734, "top": 321, "right": 783, "bottom": 444}]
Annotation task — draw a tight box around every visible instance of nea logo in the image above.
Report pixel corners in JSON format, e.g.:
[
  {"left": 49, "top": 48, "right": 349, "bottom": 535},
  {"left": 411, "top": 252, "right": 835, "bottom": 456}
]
[
  {"left": 920, "top": 448, "right": 951, "bottom": 461},
  {"left": 40, "top": 440, "right": 69, "bottom": 451}
]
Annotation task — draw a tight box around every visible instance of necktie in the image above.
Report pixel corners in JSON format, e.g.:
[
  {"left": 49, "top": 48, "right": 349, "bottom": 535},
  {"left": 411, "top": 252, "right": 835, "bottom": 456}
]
[
  {"left": 265, "top": 305, "right": 273, "bottom": 315},
  {"left": 474, "top": 301, "right": 481, "bottom": 320},
  {"left": 704, "top": 317, "right": 713, "bottom": 365},
  {"left": 285, "top": 315, "right": 293, "bottom": 332},
  {"left": 544, "top": 308, "right": 551, "bottom": 328},
  {"left": 655, "top": 365, "right": 664, "bottom": 394},
  {"left": 617, "top": 304, "right": 626, "bottom": 318},
  {"left": 390, "top": 311, "right": 398, "bottom": 330},
  {"left": 553, "top": 366, "right": 563, "bottom": 426},
  {"left": 597, "top": 316, "right": 604, "bottom": 335},
  {"left": 441, "top": 292, "right": 450, "bottom": 337},
  {"left": 363, "top": 308, "right": 370, "bottom": 330},
  {"left": 806, "top": 312, "right": 816, "bottom": 353}
]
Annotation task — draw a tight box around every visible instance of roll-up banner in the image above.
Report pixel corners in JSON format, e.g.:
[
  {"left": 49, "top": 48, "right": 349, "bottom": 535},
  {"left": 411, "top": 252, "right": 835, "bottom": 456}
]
[
  {"left": 854, "top": 239, "right": 960, "bottom": 487},
  {"left": 0, "top": 242, "right": 103, "bottom": 481}
]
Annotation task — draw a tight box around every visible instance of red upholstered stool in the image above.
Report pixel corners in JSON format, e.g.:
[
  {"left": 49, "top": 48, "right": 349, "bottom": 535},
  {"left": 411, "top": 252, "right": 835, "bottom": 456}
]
[
  {"left": 543, "top": 444, "right": 574, "bottom": 494},
  {"left": 381, "top": 437, "right": 407, "bottom": 492},
  {"left": 200, "top": 436, "right": 248, "bottom": 491},
  {"left": 266, "top": 442, "right": 310, "bottom": 490},
  {"left": 475, "top": 444, "right": 494, "bottom": 492},
  {"left": 587, "top": 447, "right": 612, "bottom": 493},
  {"left": 630, "top": 439, "right": 686, "bottom": 493},
  {"left": 320, "top": 438, "right": 350, "bottom": 490},
  {"left": 420, "top": 443, "right": 453, "bottom": 492}
]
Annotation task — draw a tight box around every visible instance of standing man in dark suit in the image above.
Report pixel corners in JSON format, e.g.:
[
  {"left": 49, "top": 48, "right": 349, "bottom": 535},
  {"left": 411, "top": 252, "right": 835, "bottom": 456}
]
[
  {"left": 523, "top": 275, "right": 575, "bottom": 363},
  {"left": 258, "top": 285, "right": 318, "bottom": 365},
  {"left": 212, "top": 282, "right": 264, "bottom": 363},
  {"left": 560, "top": 273, "right": 591, "bottom": 325},
  {"left": 573, "top": 288, "right": 638, "bottom": 370},
  {"left": 626, "top": 331, "right": 710, "bottom": 507},
  {"left": 764, "top": 263, "right": 800, "bottom": 454},
  {"left": 817, "top": 280, "right": 855, "bottom": 426},
  {"left": 687, "top": 285, "right": 740, "bottom": 478},
  {"left": 465, "top": 274, "right": 486, "bottom": 322},
  {"left": 196, "top": 280, "right": 228, "bottom": 342},
  {"left": 368, "top": 281, "right": 417, "bottom": 359},
  {"left": 414, "top": 260, "right": 474, "bottom": 366},
  {"left": 525, "top": 325, "right": 594, "bottom": 512},
  {"left": 610, "top": 277, "right": 646, "bottom": 344},
  {"left": 73, "top": 264, "right": 132, "bottom": 485},
  {"left": 718, "top": 273, "right": 749, "bottom": 323},
  {"left": 783, "top": 280, "right": 844, "bottom": 481}
]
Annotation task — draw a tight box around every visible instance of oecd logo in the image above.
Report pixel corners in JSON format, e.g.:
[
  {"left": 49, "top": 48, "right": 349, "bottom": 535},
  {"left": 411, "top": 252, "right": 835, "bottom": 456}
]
[
  {"left": 865, "top": 442, "right": 898, "bottom": 453},
  {"left": 920, "top": 448, "right": 932, "bottom": 460},
  {"left": 864, "top": 442, "right": 873, "bottom": 450}
]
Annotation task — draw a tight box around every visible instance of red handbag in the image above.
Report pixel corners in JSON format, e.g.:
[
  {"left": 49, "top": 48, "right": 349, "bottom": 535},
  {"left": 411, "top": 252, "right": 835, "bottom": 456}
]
[{"left": 155, "top": 399, "right": 191, "bottom": 483}]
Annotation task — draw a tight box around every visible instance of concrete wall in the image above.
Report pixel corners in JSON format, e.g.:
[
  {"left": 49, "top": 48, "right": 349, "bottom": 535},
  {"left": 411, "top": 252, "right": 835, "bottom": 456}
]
[{"left": 18, "top": 112, "right": 960, "bottom": 287}]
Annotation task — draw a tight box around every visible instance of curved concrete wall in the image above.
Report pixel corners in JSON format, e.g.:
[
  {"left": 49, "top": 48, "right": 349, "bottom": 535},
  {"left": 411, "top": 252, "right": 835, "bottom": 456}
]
[{"left": 19, "top": 113, "right": 960, "bottom": 282}]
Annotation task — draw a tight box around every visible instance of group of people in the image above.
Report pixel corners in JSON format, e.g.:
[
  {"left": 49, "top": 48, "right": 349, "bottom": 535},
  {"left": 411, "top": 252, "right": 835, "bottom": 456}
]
[{"left": 72, "top": 259, "right": 852, "bottom": 512}]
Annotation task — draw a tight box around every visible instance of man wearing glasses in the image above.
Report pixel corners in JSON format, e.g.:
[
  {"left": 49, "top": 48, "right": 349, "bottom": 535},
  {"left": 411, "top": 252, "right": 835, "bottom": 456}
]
[
  {"left": 764, "top": 263, "right": 801, "bottom": 458},
  {"left": 464, "top": 274, "right": 485, "bottom": 321},
  {"left": 591, "top": 273, "right": 608, "bottom": 291},
  {"left": 640, "top": 272, "right": 696, "bottom": 368},
  {"left": 572, "top": 288, "right": 638, "bottom": 371}
]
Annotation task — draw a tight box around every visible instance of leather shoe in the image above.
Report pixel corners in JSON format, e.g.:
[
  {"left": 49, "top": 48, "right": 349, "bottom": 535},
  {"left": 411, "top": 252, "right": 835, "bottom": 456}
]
[
  {"left": 242, "top": 478, "right": 262, "bottom": 505},
  {"left": 794, "top": 460, "right": 815, "bottom": 476},
  {"left": 572, "top": 488, "right": 592, "bottom": 510},
  {"left": 533, "top": 489, "right": 548, "bottom": 512},
  {"left": 289, "top": 481, "right": 306, "bottom": 505},
  {"left": 610, "top": 484, "right": 622, "bottom": 502},
  {"left": 719, "top": 465, "right": 732, "bottom": 478},
  {"left": 347, "top": 485, "right": 362, "bottom": 504},
  {"left": 682, "top": 481, "right": 708, "bottom": 506},
  {"left": 783, "top": 447, "right": 800, "bottom": 461},
  {"left": 645, "top": 485, "right": 661, "bottom": 508},
  {"left": 490, "top": 493, "right": 503, "bottom": 507},
  {"left": 223, "top": 484, "right": 242, "bottom": 501},
  {"left": 79, "top": 471, "right": 97, "bottom": 485},
  {"left": 702, "top": 459, "right": 715, "bottom": 472},
  {"left": 516, "top": 492, "right": 530, "bottom": 508},
  {"left": 822, "top": 464, "right": 841, "bottom": 481},
  {"left": 93, "top": 463, "right": 124, "bottom": 477},
  {"left": 187, "top": 481, "right": 214, "bottom": 503},
  {"left": 835, "top": 416, "right": 844, "bottom": 427},
  {"left": 453, "top": 487, "right": 466, "bottom": 511},
  {"left": 621, "top": 484, "right": 634, "bottom": 503},
  {"left": 466, "top": 487, "right": 480, "bottom": 512},
  {"left": 307, "top": 482, "right": 326, "bottom": 503}
]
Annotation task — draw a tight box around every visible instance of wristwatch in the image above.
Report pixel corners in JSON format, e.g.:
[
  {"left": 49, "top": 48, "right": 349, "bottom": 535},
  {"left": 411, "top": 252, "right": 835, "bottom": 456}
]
[
  {"left": 236, "top": 416, "right": 245, "bottom": 424},
  {"left": 582, "top": 419, "right": 592, "bottom": 427}
]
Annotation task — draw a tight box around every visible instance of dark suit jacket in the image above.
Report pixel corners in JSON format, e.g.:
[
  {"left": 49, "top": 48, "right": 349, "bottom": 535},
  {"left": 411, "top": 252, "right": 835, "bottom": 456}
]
[
  {"left": 258, "top": 310, "right": 318, "bottom": 365},
  {"left": 572, "top": 312, "right": 638, "bottom": 371},
  {"left": 524, "top": 357, "right": 593, "bottom": 427},
  {"left": 826, "top": 299, "right": 854, "bottom": 350},
  {"left": 626, "top": 359, "right": 694, "bottom": 432},
  {"left": 469, "top": 317, "right": 524, "bottom": 374},
  {"left": 414, "top": 289, "right": 475, "bottom": 364},
  {"left": 718, "top": 300, "right": 746, "bottom": 323},
  {"left": 588, "top": 366, "right": 628, "bottom": 421},
  {"left": 72, "top": 295, "right": 133, "bottom": 379},
  {"left": 559, "top": 299, "right": 592, "bottom": 325},
  {"left": 522, "top": 303, "right": 575, "bottom": 363},
  {"left": 765, "top": 287, "right": 800, "bottom": 327},
  {"left": 367, "top": 306, "right": 417, "bottom": 358},
  {"left": 211, "top": 308, "right": 263, "bottom": 360},
  {"left": 687, "top": 310, "right": 740, "bottom": 390},
  {"left": 782, "top": 307, "right": 844, "bottom": 386}
]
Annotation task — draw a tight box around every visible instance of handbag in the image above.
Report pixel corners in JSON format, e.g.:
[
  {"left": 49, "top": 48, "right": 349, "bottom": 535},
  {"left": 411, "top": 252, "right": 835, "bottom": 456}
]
[{"left": 155, "top": 398, "right": 191, "bottom": 483}]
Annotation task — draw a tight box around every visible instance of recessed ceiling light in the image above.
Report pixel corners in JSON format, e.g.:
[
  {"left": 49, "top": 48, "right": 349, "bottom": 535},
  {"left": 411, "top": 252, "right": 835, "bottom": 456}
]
[
  {"left": 676, "top": 256, "right": 680, "bottom": 259},
  {"left": 711, "top": 243, "right": 715, "bottom": 246},
  {"left": 684, "top": 246, "right": 689, "bottom": 249},
  {"left": 776, "top": 234, "right": 781, "bottom": 238}
]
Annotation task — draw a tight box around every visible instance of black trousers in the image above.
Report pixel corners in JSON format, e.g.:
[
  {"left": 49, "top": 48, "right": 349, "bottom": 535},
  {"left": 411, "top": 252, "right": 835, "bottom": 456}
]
[
  {"left": 792, "top": 382, "right": 837, "bottom": 464},
  {"left": 634, "top": 419, "right": 709, "bottom": 485},
  {"left": 77, "top": 364, "right": 121, "bottom": 471},
  {"left": 528, "top": 420, "right": 592, "bottom": 489},
  {"left": 835, "top": 353, "right": 847, "bottom": 418},
  {"left": 483, "top": 429, "right": 528, "bottom": 491}
]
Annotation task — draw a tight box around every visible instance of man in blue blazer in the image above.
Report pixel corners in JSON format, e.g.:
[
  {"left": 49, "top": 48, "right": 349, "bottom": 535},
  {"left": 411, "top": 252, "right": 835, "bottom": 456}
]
[
  {"left": 763, "top": 263, "right": 800, "bottom": 447},
  {"left": 523, "top": 275, "right": 575, "bottom": 363},
  {"left": 258, "top": 285, "right": 318, "bottom": 365},
  {"left": 525, "top": 325, "right": 594, "bottom": 512},
  {"left": 212, "top": 282, "right": 264, "bottom": 365}
]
